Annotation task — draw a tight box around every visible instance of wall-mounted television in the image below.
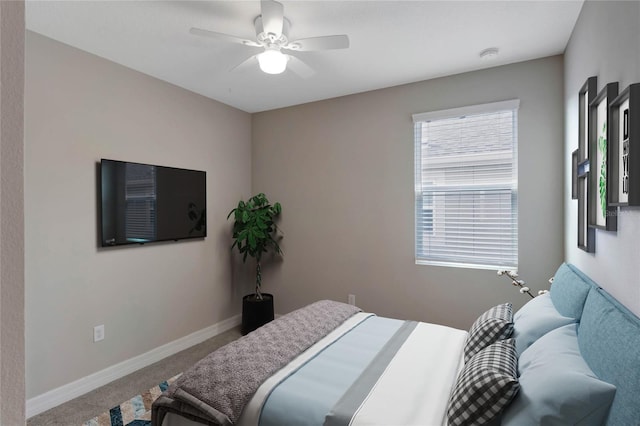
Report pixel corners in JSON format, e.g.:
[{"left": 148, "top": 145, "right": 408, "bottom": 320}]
[{"left": 100, "top": 159, "right": 206, "bottom": 247}]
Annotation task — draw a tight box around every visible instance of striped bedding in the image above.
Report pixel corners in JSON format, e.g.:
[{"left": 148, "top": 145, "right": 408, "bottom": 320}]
[{"left": 156, "top": 305, "right": 467, "bottom": 426}]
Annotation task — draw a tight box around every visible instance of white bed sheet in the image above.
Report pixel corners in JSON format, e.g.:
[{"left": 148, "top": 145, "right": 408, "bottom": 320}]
[{"left": 347, "top": 322, "right": 466, "bottom": 426}]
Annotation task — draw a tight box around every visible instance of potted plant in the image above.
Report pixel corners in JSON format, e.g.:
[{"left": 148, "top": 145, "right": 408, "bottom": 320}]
[{"left": 227, "top": 193, "right": 283, "bottom": 334}]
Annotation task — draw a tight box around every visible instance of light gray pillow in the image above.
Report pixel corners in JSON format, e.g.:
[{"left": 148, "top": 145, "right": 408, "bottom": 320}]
[
  {"left": 512, "top": 293, "right": 576, "bottom": 356},
  {"left": 501, "top": 324, "right": 616, "bottom": 426}
]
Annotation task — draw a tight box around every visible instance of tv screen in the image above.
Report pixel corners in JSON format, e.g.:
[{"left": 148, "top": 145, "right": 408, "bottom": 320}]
[{"left": 100, "top": 159, "right": 206, "bottom": 247}]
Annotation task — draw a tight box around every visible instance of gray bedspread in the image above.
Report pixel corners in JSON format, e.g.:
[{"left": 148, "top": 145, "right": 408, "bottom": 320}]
[{"left": 151, "top": 300, "right": 361, "bottom": 426}]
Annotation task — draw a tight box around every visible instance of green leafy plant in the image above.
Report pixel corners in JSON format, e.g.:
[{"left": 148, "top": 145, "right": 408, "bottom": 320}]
[
  {"left": 598, "top": 122, "right": 607, "bottom": 218},
  {"left": 227, "top": 193, "right": 282, "bottom": 300}
]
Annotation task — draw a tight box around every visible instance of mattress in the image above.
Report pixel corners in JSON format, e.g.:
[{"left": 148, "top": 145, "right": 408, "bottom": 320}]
[{"left": 160, "top": 312, "right": 467, "bottom": 426}]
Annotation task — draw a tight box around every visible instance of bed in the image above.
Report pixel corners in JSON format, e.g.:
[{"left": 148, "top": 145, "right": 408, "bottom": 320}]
[{"left": 152, "top": 263, "right": 640, "bottom": 426}]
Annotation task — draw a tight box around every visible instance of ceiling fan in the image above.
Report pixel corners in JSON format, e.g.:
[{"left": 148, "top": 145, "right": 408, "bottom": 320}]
[{"left": 190, "top": 0, "right": 350, "bottom": 76}]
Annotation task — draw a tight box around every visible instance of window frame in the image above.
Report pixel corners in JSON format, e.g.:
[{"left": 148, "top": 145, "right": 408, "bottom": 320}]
[{"left": 413, "top": 99, "right": 519, "bottom": 270}]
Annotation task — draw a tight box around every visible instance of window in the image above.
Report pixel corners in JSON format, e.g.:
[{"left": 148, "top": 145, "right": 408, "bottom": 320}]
[{"left": 413, "top": 100, "right": 519, "bottom": 270}]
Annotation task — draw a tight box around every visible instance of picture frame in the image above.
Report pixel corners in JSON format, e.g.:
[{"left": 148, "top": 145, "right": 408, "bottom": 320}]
[
  {"left": 588, "top": 82, "right": 618, "bottom": 231},
  {"left": 579, "top": 77, "right": 596, "bottom": 162},
  {"left": 576, "top": 76, "right": 596, "bottom": 252},
  {"left": 609, "top": 83, "right": 640, "bottom": 206},
  {"left": 572, "top": 149, "right": 578, "bottom": 200},
  {"left": 578, "top": 172, "right": 595, "bottom": 252}
]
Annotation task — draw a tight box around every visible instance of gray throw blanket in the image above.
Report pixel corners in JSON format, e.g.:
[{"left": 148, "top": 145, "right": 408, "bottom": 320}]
[{"left": 152, "top": 300, "right": 361, "bottom": 426}]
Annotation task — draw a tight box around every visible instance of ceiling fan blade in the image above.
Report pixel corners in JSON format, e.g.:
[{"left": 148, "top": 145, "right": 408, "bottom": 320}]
[
  {"left": 286, "top": 55, "right": 315, "bottom": 79},
  {"left": 260, "top": 0, "right": 284, "bottom": 37},
  {"left": 190, "top": 27, "right": 261, "bottom": 47},
  {"left": 285, "top": 35, "right": 350, "bottom": 52},
  {"left": 230, "top": 54, "right": 259, "bottom": 73}
]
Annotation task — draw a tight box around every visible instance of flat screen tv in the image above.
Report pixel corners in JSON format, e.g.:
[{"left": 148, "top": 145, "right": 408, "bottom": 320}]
[{"left": 100, "top": 159, "right": 206, "bottom": 247}]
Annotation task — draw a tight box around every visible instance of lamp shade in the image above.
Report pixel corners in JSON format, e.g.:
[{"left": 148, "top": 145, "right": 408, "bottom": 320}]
[{"left": 257, "top": 49, "right": 289, "bottom": 74}]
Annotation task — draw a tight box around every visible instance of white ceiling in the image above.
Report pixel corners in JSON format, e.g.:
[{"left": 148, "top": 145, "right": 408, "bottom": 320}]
[{"left": 26, "top": 1, "right": 584, "bottom": 113}]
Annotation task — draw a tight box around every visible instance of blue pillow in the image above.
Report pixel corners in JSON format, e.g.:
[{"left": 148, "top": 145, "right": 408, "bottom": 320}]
[
  {"left": 512, "top": 293, "right": 576, "bottom": 356},
  {"left": 549, "top": 263, "right": 594, "bottom": 320},
  {"left": 501, "top": 324, "right": 616, "bottom": 426}
]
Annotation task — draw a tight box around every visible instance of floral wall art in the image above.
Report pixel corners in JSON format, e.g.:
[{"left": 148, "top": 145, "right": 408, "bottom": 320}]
[
  {"left": 588, "top": 82, "right": 618, "bottom": 232},
  {"left": 596, "top": 102, "right": 607, "bottom": 226}
]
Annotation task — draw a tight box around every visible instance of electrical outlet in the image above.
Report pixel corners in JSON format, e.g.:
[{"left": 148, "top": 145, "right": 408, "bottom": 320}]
[
  {"left": 93, "top": 324, "right": 105, "bottom": 342},
  {"left": 348, "top": 294, "right": 356, "bottom": 306}
]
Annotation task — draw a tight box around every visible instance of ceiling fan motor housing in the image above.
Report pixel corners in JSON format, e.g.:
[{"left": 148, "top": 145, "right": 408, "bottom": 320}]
[{"left": 254, "top": 16, "right": 292, "bottom": 47}]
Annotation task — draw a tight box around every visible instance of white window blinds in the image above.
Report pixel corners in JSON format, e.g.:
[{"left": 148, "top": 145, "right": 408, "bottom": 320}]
[{"left": 413, "top": 100, "right": 519, "bottom": 270}]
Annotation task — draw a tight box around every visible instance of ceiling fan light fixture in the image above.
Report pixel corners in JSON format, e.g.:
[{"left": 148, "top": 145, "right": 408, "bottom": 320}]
[{"left": 257, "top": 48, "right": 289, "bottom": 74}]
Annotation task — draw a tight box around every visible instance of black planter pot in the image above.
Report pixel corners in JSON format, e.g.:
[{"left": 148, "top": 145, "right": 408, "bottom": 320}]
[{"left": 241, "top": 293, "right": 274, "bottom": 335}]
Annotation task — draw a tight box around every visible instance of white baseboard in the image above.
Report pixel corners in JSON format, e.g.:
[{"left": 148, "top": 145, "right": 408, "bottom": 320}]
[{"left": 26, "top": 314, "right": 241, "bottom": 418}]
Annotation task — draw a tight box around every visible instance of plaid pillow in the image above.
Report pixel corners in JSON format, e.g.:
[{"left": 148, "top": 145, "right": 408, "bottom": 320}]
[
  {"left": 447, "top": 338, "right": 519, "bottom": 426},
  {"left": 464, "top": 303, "right": 513, "bottom": 362}
]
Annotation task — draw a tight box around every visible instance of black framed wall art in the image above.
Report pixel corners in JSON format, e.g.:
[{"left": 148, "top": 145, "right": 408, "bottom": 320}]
[
  {"left": 576, "top": 76, "right": 596, "bottom": 252},
  {"left": 610, "top": 83, "right": 640, "bottom": 206},
  {"left": 572, "top": 149, "right": 579, "bottom": 200},
  {"left": 588, "top": 82, "right": 618, "bottom": 232}
]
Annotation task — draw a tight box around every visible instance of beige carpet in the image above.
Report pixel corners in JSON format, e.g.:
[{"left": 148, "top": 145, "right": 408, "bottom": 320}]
[{"left": 28, "top": 327, "right": 242, "bottom": 426}]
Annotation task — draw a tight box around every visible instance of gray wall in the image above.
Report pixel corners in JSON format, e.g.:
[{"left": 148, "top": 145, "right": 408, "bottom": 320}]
[
  {"left": 564, "top": 0, "right": 640, "bottom": 316},
  {"left": 25, "top": 32, "right": 252, "bottom": 398},
  {"left": 252, "top": 56, "right": 565, "bottom": 330},
  {"left": 0, "top": 1, "right": 25, "bottom": 423}
]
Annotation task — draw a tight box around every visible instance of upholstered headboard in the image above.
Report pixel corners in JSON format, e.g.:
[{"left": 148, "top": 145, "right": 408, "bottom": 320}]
[{"left": 550, "top": 263, "right": 640, "bottom": 425}]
